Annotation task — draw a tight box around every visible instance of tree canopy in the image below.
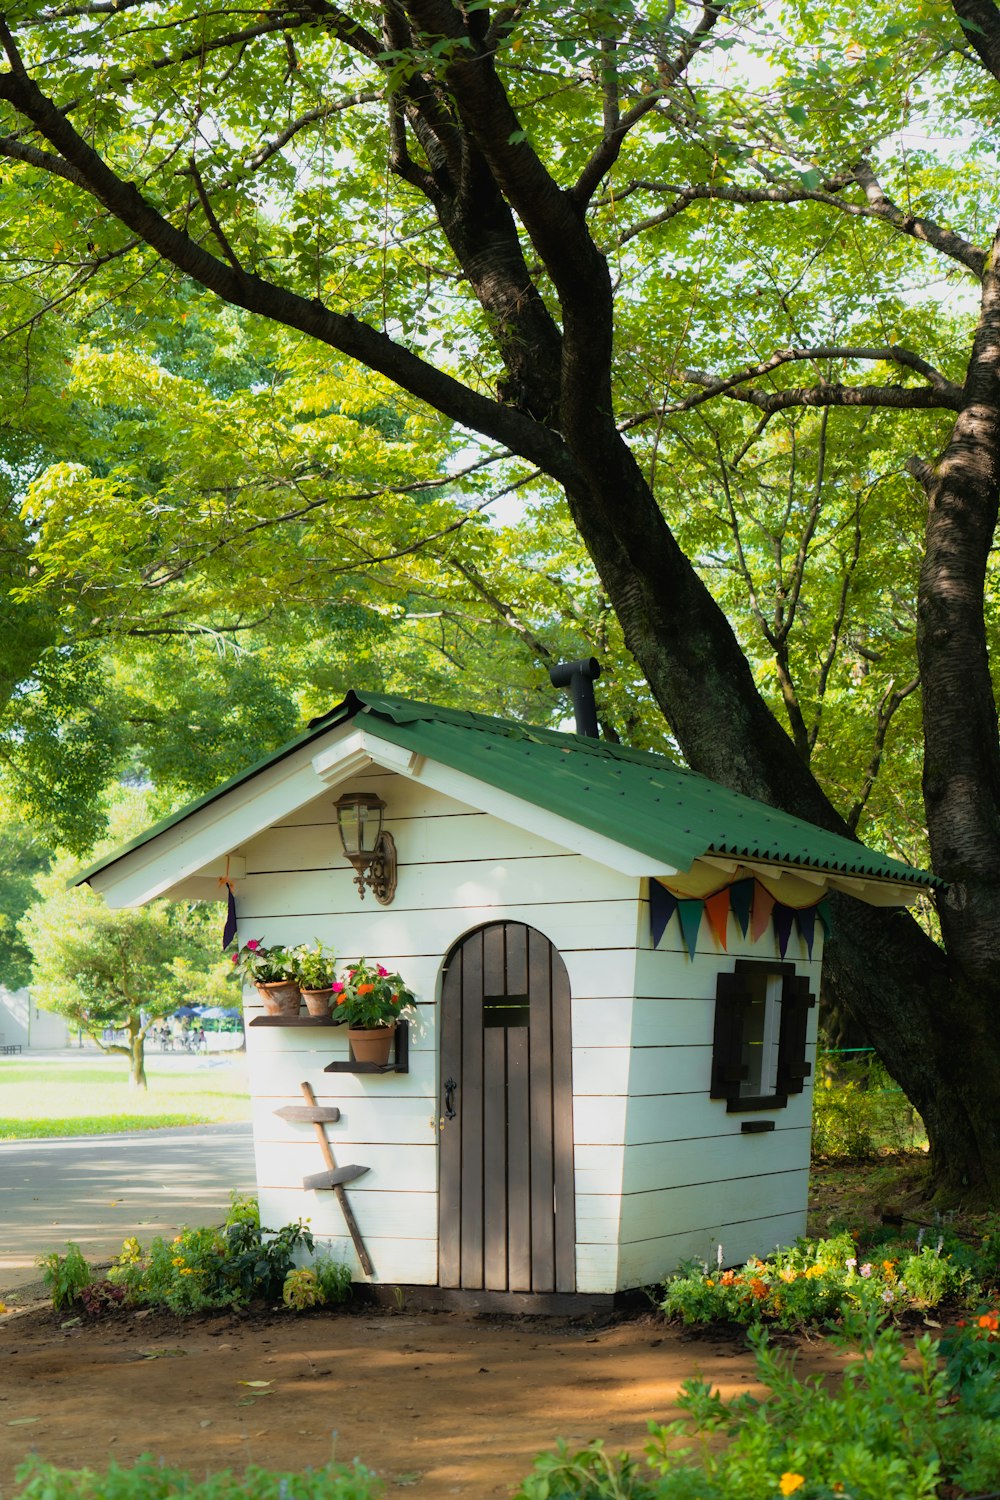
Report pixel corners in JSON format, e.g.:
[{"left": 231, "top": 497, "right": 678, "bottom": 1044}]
[{"left": 2, "top": 0, "right": 1000, "bottom": 1195}]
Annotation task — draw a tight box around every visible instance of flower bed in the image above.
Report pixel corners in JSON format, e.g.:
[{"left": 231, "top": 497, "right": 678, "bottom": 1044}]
[{"left": 660, "top": 1231, "right": 974, "bottom": 1331}]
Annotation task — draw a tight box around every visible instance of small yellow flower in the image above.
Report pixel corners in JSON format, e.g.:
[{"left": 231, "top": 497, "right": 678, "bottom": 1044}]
[
  {"left": 779, "top": 1474, "right": 805, "bottom": 1496},
  {"left": 179, "top": 1268, "right": 194, "bottom": 1276},
  {"left": 780, "top": 1267, "right": 797, "bottom": 1283},
  {"left": 172, "top": 1256, "right": 185, "bottom": 1267}
]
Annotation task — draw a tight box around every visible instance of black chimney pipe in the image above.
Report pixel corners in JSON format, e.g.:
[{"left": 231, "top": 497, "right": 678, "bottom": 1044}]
[{"left": 549, "top": 658, "right": 602, "bottom": 739}]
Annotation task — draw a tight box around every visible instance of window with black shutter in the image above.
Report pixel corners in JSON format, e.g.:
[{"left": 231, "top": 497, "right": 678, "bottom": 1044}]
[{"left": 710, "top": 960, "right": 815, "bottom": 1112}]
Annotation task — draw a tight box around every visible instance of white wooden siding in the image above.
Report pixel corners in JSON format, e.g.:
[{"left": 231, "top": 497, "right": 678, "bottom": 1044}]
[
  {"left": 236, "top": 771, "right": 825, "bottom": 1294},
  {"left": 240, "top": 769, "right": 644, "bottom": 1288},
  {"left": 611, "top": 914, "right": 821, "bottom": 1287},
  {"left": 617, "top": 1209, "right": 809, "bottom": 1288}
]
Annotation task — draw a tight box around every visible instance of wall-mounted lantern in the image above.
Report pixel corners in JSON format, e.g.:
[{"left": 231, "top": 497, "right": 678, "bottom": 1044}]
[{"left": 334, "top": 792, "right": 397, "bottom": 905}]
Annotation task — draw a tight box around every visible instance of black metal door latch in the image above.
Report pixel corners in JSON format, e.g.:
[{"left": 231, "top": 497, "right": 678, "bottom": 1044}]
[{"left": 444, "top": 1077, "right": 457, "bottom": 1119}]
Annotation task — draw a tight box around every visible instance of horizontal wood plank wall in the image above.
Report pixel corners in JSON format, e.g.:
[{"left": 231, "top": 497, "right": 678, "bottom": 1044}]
[
  {"left": 612, "top": 890, "right": 822, "bottom": 1289},
  {"left": 241, "top": 773, "right": 827, "bottom": 1295},
  {"left": 241, "top": 768, "right": 644, "bottom": 1291}
]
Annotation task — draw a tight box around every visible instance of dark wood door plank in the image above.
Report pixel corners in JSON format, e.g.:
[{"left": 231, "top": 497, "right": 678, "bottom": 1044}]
[
  {"left": 459, "top": 930, "right": 485, "bottom": 1289},
  {"left": 506, "top": 1024, "right": 532, "bottom": 1291},
  {"left": 438, "top": 953, "right": 464, "bottom": 1288},
  {"left": 483, "top": 1025, "right": 508, "bottom": 1290}
]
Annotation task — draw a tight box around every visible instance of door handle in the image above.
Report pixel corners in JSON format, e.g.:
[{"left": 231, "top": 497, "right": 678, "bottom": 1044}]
[{"left": 444, "top": 1077, "right": 457, "bottom": 1120}]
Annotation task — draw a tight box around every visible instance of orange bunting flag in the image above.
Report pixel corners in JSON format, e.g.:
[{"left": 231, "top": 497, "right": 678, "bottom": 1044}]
[
  {"left": 704, "top": 888, "right": 731, "bottom": 950},
  {"left": 750, "top": 883, "right": 775, "bottom": 944}
]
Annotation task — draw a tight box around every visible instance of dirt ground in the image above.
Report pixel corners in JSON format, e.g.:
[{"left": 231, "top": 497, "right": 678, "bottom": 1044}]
[{"left": 0, "top": 1296, "right": 852, "bottom": 1498}]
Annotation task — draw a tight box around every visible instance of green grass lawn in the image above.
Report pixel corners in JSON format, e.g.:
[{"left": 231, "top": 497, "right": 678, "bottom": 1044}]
[{"left": 0, "top": 1054, "right": 251, "bottom": 1139}]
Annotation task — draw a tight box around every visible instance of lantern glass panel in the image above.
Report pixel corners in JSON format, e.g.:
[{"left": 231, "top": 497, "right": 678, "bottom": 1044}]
[
  {"left": 357, "top": 800, "right": 382, "bottom": 855},
  {"left": 336, "top": 794, "right": 384, "bottom": 858}
]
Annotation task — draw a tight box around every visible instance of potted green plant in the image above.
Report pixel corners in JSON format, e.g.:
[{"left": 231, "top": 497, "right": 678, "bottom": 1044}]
[
  {"left": 333, "top": 960, "right": 416, "bottom": 1065},
  {"left": 290, "top": 940, "right": 338, "bottom": 1019},
  {"left": 232, "top": 939, "right": 301, "bottom": 1017}
]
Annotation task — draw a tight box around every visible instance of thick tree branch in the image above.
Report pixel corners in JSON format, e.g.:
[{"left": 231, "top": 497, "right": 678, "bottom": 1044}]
[
  {"left": 402, "top": 0, "right": 609, "bottom": 312},
  {"left": 0, "top": 42, "right": 576, "bottom": 485},
  {"left": 676, "top": 345, "right": 961, "bottom": 412},
  {"left": 614, "top": 175, "right": 986, "bottom": 278},
  {"left": 950, "top": 0, "right": 1000, "bottom": 83},
  {"left": 572, "top": 3, "right": 724, "bottom": 207}
]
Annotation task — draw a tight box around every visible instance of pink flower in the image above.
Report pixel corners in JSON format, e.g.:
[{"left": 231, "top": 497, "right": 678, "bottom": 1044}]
[
  {"left": 246, "top": 939, "right": 261, "bottom": 952},
  {"left": 331, "top": 981, "right": 345, "bottom": 994},
  {"left": 377, "top": 965, "right": 390, "bottom": 977},
  {"left": 231, "top": 953, "right": 239, "bottom": 965}
]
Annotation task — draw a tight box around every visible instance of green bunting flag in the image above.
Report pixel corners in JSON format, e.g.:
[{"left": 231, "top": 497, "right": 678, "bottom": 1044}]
[
  {"left": 677, "top": 899, "right": 704, "bottom": 961},
  {"left": 729, "top": 878, "right": 754, "bottom": 938}
]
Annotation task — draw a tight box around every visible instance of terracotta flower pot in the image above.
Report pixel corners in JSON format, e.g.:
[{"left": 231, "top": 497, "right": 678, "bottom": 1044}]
[
  {"left": 347, "top": 1022, "right": 396, "bottom": 1066},
  {"left": 255, "top": 980, "right": 302, "bottom": 1017},
  {"left": 302, "top": 987, "right": 334, "bottom": 1019}
]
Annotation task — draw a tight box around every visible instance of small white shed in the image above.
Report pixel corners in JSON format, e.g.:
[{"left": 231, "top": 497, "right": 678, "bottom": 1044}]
[{"left": 81, "top": 691, "right": 933, "bottom": 1309}]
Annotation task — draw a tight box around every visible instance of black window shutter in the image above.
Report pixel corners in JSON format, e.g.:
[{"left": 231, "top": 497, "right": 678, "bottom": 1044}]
[
  {"left": 710, "top": 969, "right": 748, "bottom": 1099},
  {"left": 775, "top": 972, "right": 815, "bottom": 1095}
]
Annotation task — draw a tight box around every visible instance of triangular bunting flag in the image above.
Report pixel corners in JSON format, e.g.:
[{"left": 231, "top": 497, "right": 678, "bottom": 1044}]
[
  {"left": 796, "top": 906, "right": 817, "bottom": 958},
  {"left": 650, "top": 881, "right": 678, "bottom": 949},
  {"left": 773, "top": 903, "right": 796, "bottom": 958},
  {"left": 817, "top": 898, "right": 832, "bottom": 937},
  {"left": 222, "top": 884, "right": 238, "bottom": 950},
  {"left": 729, "top": 878, "right": 754, "bottom": 938},
  {"left": 677, "top": 899, "right": 704, "bottom": 961},
  {"left": 704, "top": 888, "right": 731, "bottom": 950},
  {"left": 750, "top": 883, "right": 775, "bottom": 944}
]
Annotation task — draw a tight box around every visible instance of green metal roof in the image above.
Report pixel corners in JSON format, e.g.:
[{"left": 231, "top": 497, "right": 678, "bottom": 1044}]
[{"left": 80, "top": 689, "right": 937, "bottom": 889}]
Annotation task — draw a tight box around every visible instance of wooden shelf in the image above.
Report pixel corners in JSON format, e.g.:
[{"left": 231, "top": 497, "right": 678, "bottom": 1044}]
[
  {"left": 249, "top": 1015, "right": 346, "bottom": 1028},
  {"left": 324, "top": 1020, "right": 409, "bottom": 1075}
]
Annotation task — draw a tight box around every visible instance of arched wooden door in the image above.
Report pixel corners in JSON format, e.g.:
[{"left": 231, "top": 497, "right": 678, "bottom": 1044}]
[{"left": 438, "top": 921, "right": 575, "bottom": 1293}]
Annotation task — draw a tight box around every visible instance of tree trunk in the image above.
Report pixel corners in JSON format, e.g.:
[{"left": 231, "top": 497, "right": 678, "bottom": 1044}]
[{"left": 128, "top": 1018, "right": 147, "bottom": 1091}]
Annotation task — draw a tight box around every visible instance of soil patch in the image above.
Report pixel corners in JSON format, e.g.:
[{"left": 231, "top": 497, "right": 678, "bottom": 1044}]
[{"left": 0, "top": 1299, "right": 850, "bottom": 1497}]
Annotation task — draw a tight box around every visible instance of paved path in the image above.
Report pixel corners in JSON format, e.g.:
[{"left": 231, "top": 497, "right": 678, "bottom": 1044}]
[{"left": 0, "top": 1124, "right": 256, "bottom": 1295}]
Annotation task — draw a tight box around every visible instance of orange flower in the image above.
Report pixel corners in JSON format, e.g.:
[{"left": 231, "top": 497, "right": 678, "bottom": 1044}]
[
  {"left": 977, "top": 1313, "right": 999, "bottom": 1331},
  {"left": 779, "top": 1474, "right": 805, "bottom": 1496},
  {"left": 357, "top": 983, "right": 375, "bottom": 995},
  {"left": 336, "top": 994, "right": 347, "bottom": 1005}
]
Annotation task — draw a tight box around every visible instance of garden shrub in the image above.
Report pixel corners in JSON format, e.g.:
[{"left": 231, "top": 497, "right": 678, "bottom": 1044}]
[
  {"left": 283, "top": 1267, "right": 325, "bottom": 1310},
  {"left": 37, "top": 1242, "right": 92, "bottom": 1311},
  {"left": 811, "top": 1054, "right": 923, "bottom": 1161},
  {"left": 106, "top": 1217, "right": 316, "bottom": 1314},
  {"left": 314, "top": 1254, "right": 354, "bottom": 1305},
  {"left": 282, "top": 1257, "right": 355, "bottom": 1311},
  {"left": 515, "top": 1314, "right": 1000, "bottom": 1500},
  {"left": 660, "top": 1233, "right": 972, "bottom": 1331},
  {"left": 13, "top": 1457, "right": 380, "bottom": 1500}
]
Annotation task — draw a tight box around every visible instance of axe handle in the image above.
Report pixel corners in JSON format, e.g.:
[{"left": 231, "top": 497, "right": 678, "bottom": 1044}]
[{"left": 300, "top": 1081, "right": 374, "bottom": 1277}]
